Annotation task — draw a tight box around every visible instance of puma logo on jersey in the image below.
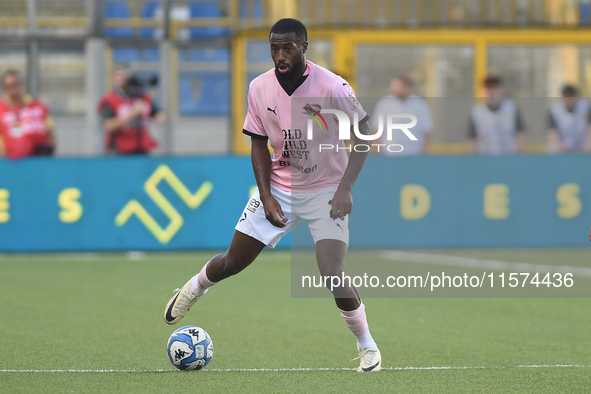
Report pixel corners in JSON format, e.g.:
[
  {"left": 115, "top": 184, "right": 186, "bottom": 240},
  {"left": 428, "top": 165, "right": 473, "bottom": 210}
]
[{"left": 267, "top": 106, "right": 278, "bottom": 115}]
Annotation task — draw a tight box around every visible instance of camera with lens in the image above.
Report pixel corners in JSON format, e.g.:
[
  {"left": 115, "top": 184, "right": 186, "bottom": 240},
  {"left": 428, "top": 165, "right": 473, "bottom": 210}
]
[{"left": 122, "top": 75, "right": 159, "bottom": 99}]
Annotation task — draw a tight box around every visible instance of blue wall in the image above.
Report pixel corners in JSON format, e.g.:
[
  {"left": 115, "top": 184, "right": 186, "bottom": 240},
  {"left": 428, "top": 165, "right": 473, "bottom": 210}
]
[
  {"left": 0, "top": 155, "right": 589, "bottom": 252},
  {"left": 345, "top": 155, "right": 591, "bottom": 248}
]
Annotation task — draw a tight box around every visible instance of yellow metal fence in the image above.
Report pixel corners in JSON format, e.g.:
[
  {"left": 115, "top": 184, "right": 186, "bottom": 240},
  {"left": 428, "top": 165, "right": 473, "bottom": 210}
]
[{"left": 232, "top": 28, "right": 591, "bottom": 154}]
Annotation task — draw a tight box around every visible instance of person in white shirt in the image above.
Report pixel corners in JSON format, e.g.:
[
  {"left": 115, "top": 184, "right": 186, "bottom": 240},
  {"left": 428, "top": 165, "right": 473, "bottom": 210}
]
[
  {"left": 468, "top": 75, "right": 526, "bottom": 155},
  {"left": 547, "top": 85, "right": 591, "bottom": 153},
  {"left": 371, "top": 76, "right": 433, "bottom": 155}
]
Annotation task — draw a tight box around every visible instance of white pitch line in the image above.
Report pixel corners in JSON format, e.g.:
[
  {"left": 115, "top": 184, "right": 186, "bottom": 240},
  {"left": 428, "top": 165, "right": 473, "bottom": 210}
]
[
  {"left": 0, "top": 365, "right": 589, "bottom": 373},
  {"left": 381, "top": 250, "right": 591, "bottom": 277}
]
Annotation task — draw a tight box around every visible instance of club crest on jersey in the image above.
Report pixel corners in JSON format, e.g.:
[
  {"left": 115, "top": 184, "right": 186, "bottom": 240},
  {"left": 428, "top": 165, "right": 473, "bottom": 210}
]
[{"left": 303, "top": 103, "right": 328, "bottom": 132}]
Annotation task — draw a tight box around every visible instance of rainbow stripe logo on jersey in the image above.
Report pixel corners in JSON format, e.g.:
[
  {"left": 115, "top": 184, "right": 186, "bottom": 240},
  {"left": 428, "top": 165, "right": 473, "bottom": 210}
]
[{"left": 302, "top": 103, "right": 327, "bottom": 131}]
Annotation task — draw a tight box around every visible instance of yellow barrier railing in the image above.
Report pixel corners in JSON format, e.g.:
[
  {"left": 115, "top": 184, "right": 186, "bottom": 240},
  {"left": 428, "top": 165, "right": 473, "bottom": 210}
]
[
  {"left": 0, "top": 16, "right": 88, "bottom": 28},
  {"left": 231, "top": 28, "right": 591, "bottom": 154}
]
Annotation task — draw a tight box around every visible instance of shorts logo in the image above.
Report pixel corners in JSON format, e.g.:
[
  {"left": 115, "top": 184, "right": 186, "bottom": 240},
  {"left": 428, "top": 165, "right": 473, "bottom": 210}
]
[
  {"left": 246, "top": 198, "right": 260, "bottom": 213},
  {"left": 239, "top": 212, "right": 247, "bottom": 222}
]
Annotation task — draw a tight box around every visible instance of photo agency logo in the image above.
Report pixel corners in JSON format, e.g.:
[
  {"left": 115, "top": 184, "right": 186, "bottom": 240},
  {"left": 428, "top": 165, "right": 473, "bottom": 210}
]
[{"left": 303, "top": 104, "right": 418, "bottom": 153}]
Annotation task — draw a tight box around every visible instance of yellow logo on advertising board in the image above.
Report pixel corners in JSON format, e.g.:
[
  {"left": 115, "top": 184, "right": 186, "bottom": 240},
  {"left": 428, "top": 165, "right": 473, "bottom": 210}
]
[{"left": 115, "top": 164, "right": 213, "bottom": 243}]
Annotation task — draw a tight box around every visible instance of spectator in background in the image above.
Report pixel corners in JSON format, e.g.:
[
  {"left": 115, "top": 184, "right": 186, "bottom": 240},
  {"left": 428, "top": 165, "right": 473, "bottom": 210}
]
[
  {"left": 468, "top": 75, "right": 525, "bottom": 154},
  {"left": 547, "top": 85, "right": 591, "bottom": 153},
  {"left": 98, "top": 64, "right": 166, "bottom": 154},
  {"left": 371, "top": 76, "right": 433, "bottom": 155},
  {"left": 0, "top": 70, "right": 55, "bottom": 159}
]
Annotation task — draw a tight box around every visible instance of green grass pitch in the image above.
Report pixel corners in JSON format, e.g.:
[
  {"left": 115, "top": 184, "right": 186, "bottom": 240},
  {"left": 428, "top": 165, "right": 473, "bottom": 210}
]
[{"left": 1, "top": 249, "right": 590, "bottom": 393}]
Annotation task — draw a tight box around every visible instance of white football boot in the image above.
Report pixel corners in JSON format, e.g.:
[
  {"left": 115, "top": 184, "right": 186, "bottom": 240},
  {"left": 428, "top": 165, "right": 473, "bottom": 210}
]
[
  {"left": 164, "top": 279, "right": 207, "bottom": 325},
  {"left": 355, "top": 348, "right": 382, "bottom": 372}
]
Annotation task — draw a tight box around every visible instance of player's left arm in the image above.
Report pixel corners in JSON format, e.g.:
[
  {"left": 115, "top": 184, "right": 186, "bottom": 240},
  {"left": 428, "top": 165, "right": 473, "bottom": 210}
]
[
  {"left": 330, "top": 80, "right": 372, "bottom": 219},
  {"left": 331, "top": 120, "right": 372, "bottom": 219}
]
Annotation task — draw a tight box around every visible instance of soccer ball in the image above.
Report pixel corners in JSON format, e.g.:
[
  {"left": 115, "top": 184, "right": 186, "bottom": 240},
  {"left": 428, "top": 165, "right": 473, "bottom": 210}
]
[{"left": 167, "top": 325, "right": 214, "bottom": 371}]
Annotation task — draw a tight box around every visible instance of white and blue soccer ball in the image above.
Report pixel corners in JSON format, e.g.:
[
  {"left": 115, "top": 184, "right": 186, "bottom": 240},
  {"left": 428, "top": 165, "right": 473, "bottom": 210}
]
[{"left": 167, "top": 325, "right": 214, "bottom": 371}]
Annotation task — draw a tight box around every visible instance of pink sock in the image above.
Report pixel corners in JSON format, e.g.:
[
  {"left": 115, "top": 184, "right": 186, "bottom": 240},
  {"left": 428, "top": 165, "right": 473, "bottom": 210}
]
[
  {"left": 191, "top": 261, "right": 217, "bottom": 292},
  {"left": 339, "top": 302, "right": 369, "bottom": 337}
]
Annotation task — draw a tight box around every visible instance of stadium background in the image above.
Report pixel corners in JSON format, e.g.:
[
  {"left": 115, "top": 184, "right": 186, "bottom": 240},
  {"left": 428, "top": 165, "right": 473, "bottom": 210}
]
[
  {"left": 1, "top": 3, "right": 591, "bottom": 393},
  {"left": 0, "top": 0, "right": 590, "bottom": 250}
]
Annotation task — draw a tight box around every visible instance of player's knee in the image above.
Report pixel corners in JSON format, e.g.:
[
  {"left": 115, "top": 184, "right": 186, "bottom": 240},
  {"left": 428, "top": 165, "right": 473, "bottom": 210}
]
[
  {"left": 322, "top": 268, "right": 344, "bottom": 281},
  {"left": 318, "top": 260, "right": 345, "bottom": 278}
]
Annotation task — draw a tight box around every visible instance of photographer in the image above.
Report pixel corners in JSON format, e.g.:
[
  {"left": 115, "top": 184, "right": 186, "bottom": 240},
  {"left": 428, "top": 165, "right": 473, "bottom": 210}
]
[
  {"left": 0, "top": 70, "right": 55, "bottom": 159},
  {"left": 98, "top": 64, "right": 166, "bottom": 154}
]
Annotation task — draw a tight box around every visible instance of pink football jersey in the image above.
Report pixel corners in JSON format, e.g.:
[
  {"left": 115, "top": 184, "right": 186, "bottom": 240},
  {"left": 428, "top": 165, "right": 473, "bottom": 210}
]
[{"left": 243, "top": 60, "right": 367, "bottom": 193}]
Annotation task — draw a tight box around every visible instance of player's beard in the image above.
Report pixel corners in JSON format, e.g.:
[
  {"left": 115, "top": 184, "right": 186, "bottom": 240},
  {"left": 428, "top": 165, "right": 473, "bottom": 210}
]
[{"left": 275, "top": 58, "right": 306, "bottom": 85}]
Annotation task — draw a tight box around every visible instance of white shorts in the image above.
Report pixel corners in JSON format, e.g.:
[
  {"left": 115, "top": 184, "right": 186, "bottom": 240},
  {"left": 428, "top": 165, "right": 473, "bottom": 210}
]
[{"left": 235, "top": 185, "right": 349, "bottom": 248}]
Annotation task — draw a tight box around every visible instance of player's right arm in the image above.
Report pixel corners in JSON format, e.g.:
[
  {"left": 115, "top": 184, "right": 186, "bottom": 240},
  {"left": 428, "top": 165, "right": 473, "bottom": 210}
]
[
  {"left": 250, "top": 137, "right": 287, "bottom": 228},
  {"left": 243, "top": 82, "right": 288, "bottom": 228}
]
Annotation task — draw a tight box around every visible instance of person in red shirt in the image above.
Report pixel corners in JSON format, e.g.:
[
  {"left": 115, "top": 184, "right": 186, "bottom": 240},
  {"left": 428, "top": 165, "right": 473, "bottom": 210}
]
[
  {"left": 98, "top": 65, "right": 166, "bottom": 154},
  {"left": 0, "top": 70, "right": 55, "bottom": 159}
]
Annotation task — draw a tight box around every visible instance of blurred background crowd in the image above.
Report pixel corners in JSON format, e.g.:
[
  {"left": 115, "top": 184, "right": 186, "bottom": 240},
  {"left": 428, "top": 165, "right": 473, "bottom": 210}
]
[{"left": 2, "top": 0, "right": 591, "bottom": 159}]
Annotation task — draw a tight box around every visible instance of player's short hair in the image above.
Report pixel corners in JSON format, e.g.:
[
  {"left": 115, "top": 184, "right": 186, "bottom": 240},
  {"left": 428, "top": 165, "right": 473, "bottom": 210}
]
[
  {"left": 269, "top": 18, "right": 308, "bottom": 44},
  {"left": 484, "top": 75, "right": 502, "bottom": 88},
  {"left": 1, "top": 69, "right": 21, "bottom": 85},
  {"left": 562, "top": 84, "right": 578, "bottom": 97}
]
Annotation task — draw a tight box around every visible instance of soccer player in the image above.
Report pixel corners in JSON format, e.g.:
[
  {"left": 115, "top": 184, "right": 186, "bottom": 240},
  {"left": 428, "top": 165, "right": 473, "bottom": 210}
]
[
  {"left": 164, "top": 18, "right": 381, "bottom": 372},
  {"left": 547, "top": 85, "right": 591, "bottom": 153},
  {"left": 0, "top": 70, "right": 55, "bottom": 159}
]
